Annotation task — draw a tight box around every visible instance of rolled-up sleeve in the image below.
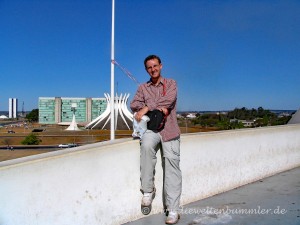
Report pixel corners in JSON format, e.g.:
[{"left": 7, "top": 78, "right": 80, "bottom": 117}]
[{"left": 130, "top": 85, "right": 145, "bottom": 112}]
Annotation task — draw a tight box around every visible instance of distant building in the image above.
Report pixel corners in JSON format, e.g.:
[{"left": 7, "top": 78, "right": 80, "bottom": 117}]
[
  {"left": 38, "top": 97, "right": 107, "bottom": 125},
  {"left": 230, "top": 119, "right": 254, "bottom": 127},
  {"left": 0, "top": 115, "right": 8, "bottom": 119},
  {"left": 186, "top": 113, "right": 197, "bottom": 118},
  {"left": 8, "top": 98, "right": 18, "bottom": 119}
]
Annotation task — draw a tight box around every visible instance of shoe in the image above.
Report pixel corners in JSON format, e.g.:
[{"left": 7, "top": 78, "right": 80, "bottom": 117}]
[
  {"left": 165, "top": 211, "right": 180, "bottom": 224},
  {"left": 141, "top": 189, "right": 155, "bottom": 206},
  {"left": 141, "top": 188, "right": 156, "bottom": 215}
]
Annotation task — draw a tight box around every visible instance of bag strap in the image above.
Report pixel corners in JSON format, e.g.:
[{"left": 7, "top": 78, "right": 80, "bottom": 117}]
[
  {"left": 161, "top": 78, "right": 170, "bottom": 117},
  {"left": 162, "top": 78, "right": 167, "bottom": 96}
]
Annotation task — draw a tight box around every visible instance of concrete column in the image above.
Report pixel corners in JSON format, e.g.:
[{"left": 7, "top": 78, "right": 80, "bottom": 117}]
[
  {"left": 55, "top": 97, "right": 62, "bottom": 123},
  {"left": 86, "top": 98, "right": 92, "bottom": 123}
]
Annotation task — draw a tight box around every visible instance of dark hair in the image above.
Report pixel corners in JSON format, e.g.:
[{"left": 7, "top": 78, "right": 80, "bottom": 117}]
[{"left": 144, "top": 55, "right": 162, "bottom": 68}]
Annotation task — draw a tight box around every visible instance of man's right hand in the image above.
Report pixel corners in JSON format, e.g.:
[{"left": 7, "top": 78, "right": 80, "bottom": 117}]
[{"left": 135, "top": 106, "right": 149, "bottom": 122}]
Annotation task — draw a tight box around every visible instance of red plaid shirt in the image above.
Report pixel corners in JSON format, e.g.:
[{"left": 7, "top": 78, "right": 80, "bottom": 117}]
[{"left": 130, "top": 77, "right": 180, "bottom": 142}]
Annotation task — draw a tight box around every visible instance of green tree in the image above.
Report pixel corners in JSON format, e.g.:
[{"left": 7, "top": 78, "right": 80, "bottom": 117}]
[
  {"left": 21, "top": 133, "right": 41, "bottom": 145},
  {"left": 26, "top": 109, "right": 39, "bottom": 122},
  {"left": 270, "top": 115, "right": 292, "bottom": 125},
  {"left": 216, "top": 120, "right": 231, "bottom": 130},
  {"left": 230, "top": 121, "right": 245, "bottom": 129}
]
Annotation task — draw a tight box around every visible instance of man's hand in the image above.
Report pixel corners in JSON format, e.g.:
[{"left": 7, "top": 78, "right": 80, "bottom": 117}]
[
  {"left": 158, "top": 107, "right": 169, "bottom": 116},
  {"left": 135, "top": 106, "right": 149, "bottom": 122}
]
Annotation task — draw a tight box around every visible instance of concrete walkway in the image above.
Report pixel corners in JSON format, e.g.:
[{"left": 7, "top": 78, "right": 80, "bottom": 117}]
[{"left": 124, "top": 167, "right": 300, "bottom": 225}]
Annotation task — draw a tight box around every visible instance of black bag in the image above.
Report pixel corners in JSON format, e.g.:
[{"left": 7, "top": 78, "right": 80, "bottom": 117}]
[{"left": 146, "top": 110, "right": 166, "bottom": 131}]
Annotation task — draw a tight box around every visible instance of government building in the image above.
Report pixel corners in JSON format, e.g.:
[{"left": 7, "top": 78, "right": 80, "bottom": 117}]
[{"left": 38, "top": 97, "right": 107, "bottom": 125}]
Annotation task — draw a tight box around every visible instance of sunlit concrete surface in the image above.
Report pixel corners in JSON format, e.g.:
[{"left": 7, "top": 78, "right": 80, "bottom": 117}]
[
  {"left": 0, "top": 124, "right": 299, "bottom": 225},
  {"left": 124, "top": 167, "right": 300, "bottom": 225}
]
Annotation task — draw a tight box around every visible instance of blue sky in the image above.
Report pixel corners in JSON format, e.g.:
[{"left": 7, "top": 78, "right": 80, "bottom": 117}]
[{"left": 1, "top": 0, "right": 299, "bottom": 112}]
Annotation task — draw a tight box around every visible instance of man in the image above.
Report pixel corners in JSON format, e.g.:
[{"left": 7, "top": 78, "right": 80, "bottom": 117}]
[{"left": 130, "top": 55, "right": 182, "bottom": 224}]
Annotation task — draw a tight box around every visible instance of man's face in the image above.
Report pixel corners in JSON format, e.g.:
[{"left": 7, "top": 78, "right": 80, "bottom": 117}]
[{"left": 145, "top": 58, "right": 162, "bottom": 80}]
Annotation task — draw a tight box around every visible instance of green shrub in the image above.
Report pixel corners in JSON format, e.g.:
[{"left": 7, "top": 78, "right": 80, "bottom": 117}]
[{"left": 21, "top": 133, "right": 42, "bottom": 145}]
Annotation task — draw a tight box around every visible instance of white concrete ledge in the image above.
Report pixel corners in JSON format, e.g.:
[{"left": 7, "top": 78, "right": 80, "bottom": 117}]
[{"left": 0, "top": 125, "right": 300, "bottom": 225}]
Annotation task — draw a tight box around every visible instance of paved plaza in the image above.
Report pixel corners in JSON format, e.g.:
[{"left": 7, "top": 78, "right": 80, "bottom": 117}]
[{"left": 124, "top": 167, "right": 300, "bottom": 225}]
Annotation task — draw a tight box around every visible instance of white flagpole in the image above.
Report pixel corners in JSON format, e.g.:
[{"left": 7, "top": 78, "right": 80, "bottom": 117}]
[{"left": 110, "top": 0, "right": 115, "bottom": 140}]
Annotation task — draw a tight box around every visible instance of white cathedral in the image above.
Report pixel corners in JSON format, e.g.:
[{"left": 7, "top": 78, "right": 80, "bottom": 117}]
[{"left": 85, "top": 93, "right": 133, "bottom": 130}]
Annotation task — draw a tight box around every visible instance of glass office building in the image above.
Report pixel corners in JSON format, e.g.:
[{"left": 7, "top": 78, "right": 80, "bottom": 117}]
[
  {"left": 91, "top": 98, "right": 107, "bottom": 121},
  {"left": 38, "top": 97, "right": 56, "bottom": 123},
  {"left": 39, "top": 97, "right": 107, "bottom": 124},
  {"left": 61, "top": 98, "right": 87, "bottom": 122}
]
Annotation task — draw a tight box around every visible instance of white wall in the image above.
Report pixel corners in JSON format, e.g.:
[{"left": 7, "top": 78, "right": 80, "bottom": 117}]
[{"left": 0, "top": 125, "right": 300, "bottom": 225}]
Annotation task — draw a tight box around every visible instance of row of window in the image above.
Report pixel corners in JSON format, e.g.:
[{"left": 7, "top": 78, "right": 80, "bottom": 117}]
[{"left": 39, "top": 98, "right": 107, "bottom": 124}]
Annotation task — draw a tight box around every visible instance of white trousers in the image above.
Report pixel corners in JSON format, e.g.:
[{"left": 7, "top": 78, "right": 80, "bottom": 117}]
[{"left": 140, "top": 130, "right": 182, "bottom": 212}]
